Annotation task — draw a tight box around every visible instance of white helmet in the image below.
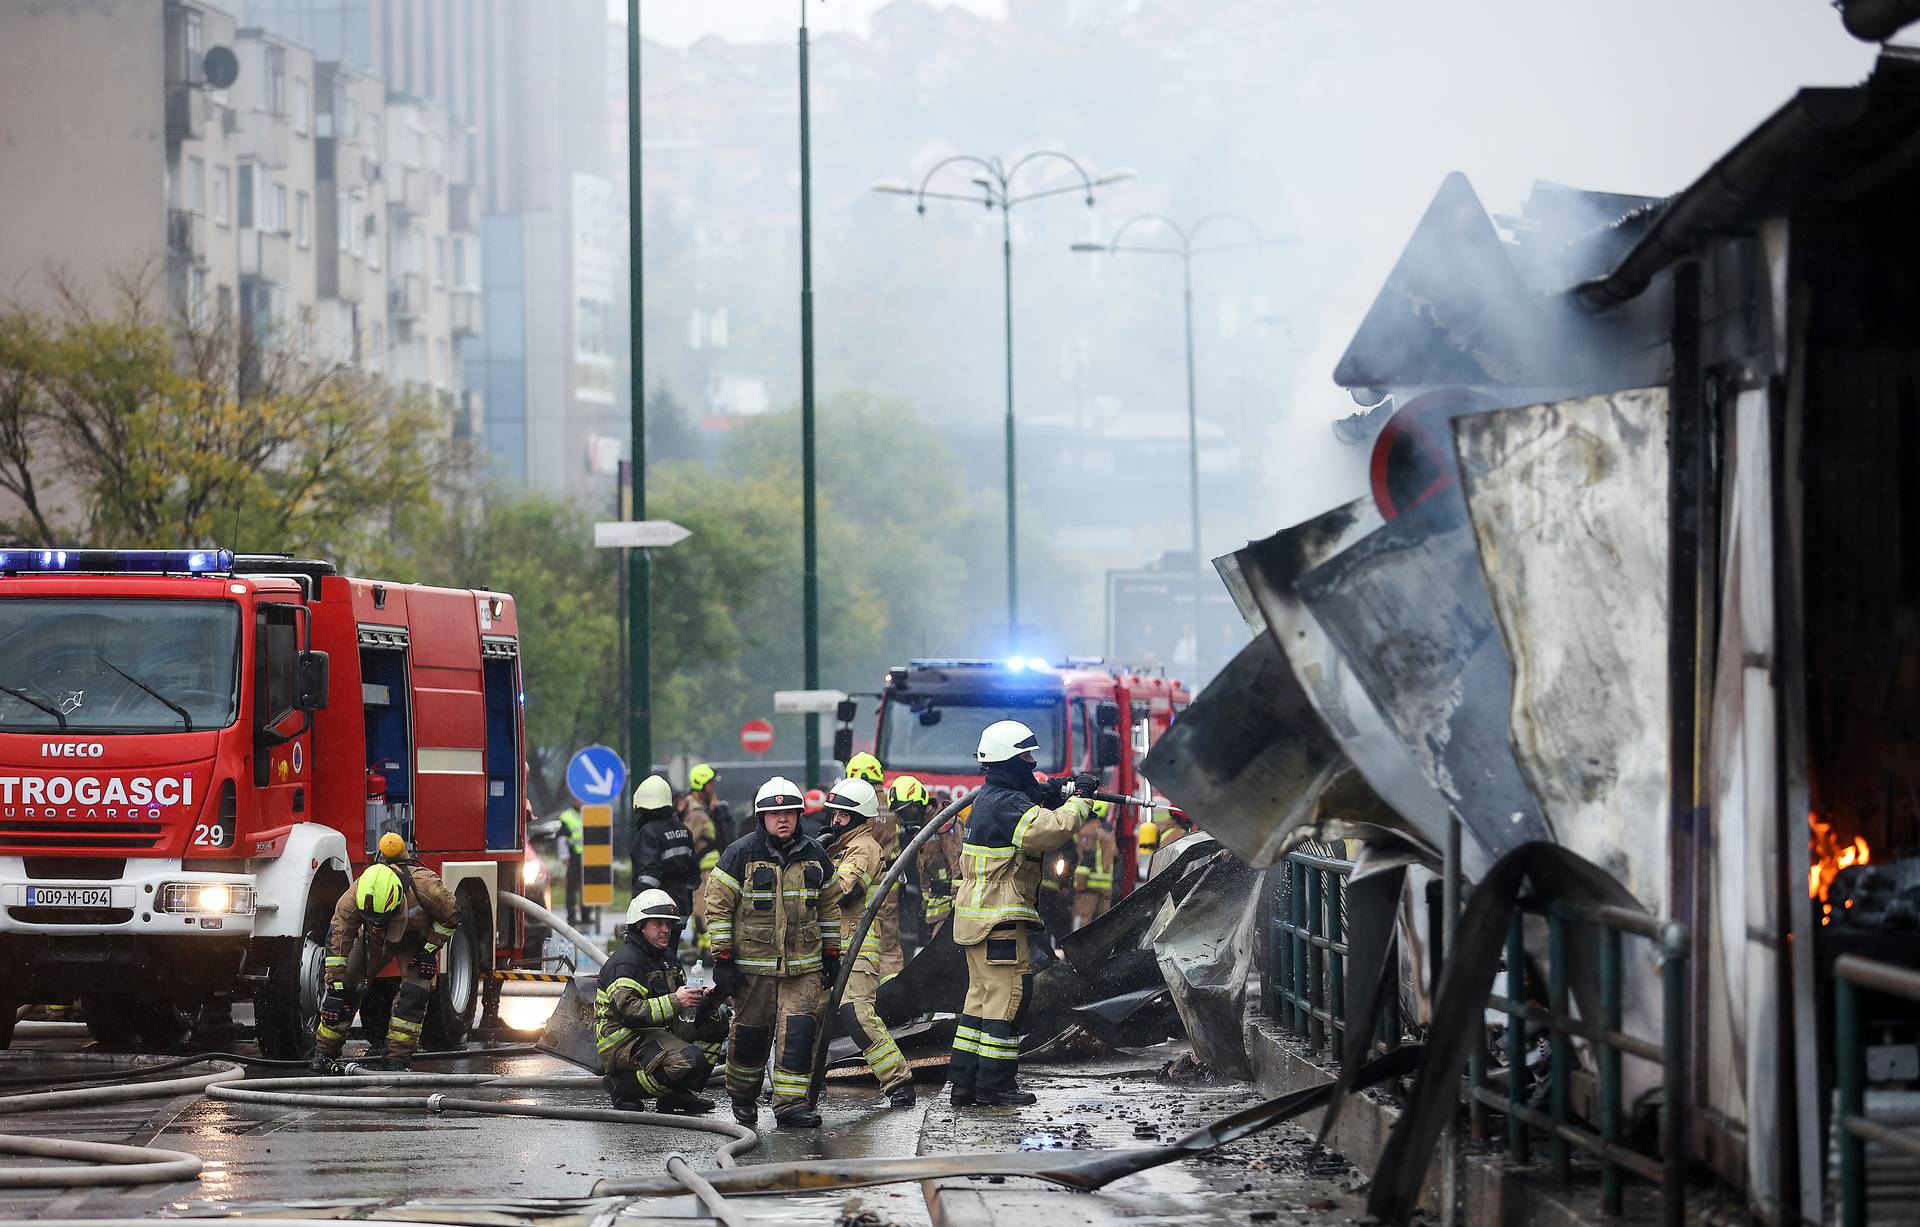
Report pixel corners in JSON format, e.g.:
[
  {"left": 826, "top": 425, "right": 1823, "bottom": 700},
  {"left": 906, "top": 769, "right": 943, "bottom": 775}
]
[
  {"left": 632, "top": 774, "right": 673, "bottom": 811},
  {"left": 824, "top": 776, "right": 880, "bottom": 819},
  {"left": 754, "top": 776, "right": 806, "bottom": 815},
  {"left": 976, "top": 719, "right": 1040, "bottom": 764},
  {"left": 626, "top": 888, "right": 680, "bottom": 925}
]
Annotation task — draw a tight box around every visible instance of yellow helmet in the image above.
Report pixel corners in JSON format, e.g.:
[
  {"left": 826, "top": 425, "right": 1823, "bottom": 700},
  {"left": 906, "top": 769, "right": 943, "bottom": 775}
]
[
  {"left": 355, "top": 863, "right": 405, "bottom": 920},
  {"left": 689, "top": 763, "right": 716, "bottom": 791},
  {"left": 889, "top": 775, "right": 929, "bottom": 807},
  {"left": 845, "top": 752, "right": 884, "bottom": 784},
  {"left": 1136, "top": 820, "right": 1160, "bottom": 851},
  {"left": 377, "top": 831, "right": 408, "bottom": 861}
]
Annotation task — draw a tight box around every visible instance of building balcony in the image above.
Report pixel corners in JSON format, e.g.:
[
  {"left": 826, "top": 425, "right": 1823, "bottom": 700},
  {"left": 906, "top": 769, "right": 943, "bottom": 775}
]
[
  {"left": 449, "top": 287, "right": 480, "bottom": 338},
  {"left": 166, "top": 83, "right": 203, "bottom": 141},
  {"left": 389, "top": 271, "right": 429, "bottom": 321},
  {"left": 390, "top": 165, "right": 435, "bottom": 218},
  {"left": 233, "top": 115, "right": 291, "bottom": 169},
  {"left": 167, "top": 209, "right": 206, "bottom": 259},
  {"left": 239, "top": 229, "right": 291, "bottom": 284}
]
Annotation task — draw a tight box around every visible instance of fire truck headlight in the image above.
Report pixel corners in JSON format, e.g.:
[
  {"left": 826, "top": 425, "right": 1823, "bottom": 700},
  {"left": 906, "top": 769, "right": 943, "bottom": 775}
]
[{"left": 159, "top": 882, "right": 256, "bottom": 915}]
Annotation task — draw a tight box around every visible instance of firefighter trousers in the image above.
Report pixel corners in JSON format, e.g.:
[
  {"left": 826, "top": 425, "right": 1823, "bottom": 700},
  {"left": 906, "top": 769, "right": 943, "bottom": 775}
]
[
  {"left": 314, "top": 937, "right": 436, "bottom": 1063},
  {"left": 951, "top": 923, "right": 1032, "bottom": 1095},
  {"left": 836, "top": 968, "right": 909, "bottom": 1091},
  {"left": 1071, "top": 888, "right": 1111, "bottom": 929},
  {"left": 726, "top": 972, "right": 822, "bottom": 1118},
  {"left": 602, "top": 1027, "right": 724, "bottom": 1100}
]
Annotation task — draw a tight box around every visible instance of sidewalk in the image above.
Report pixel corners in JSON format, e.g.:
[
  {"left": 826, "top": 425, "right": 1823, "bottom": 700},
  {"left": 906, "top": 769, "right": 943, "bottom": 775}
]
[{"left": 916, "top": 1056, "right": 1376, "bottom": 1227}]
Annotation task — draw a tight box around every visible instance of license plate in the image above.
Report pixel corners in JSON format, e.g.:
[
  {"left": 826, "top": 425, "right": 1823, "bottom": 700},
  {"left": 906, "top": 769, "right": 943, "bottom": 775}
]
[{"left": 24, "top": 886, "right": 112, "bottom": 908}]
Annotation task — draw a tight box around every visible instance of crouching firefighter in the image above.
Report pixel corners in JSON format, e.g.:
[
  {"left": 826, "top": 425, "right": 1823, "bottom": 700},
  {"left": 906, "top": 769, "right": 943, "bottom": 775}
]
[
  {"left": 313, "top": 832, "right": 460, "bottom": 1072},
  {"left": 823, "top": 777, "right": 915, "bottom": 1107},
  {"left": 949, "top": 720, "right": 1094, "bottom": 1107},
  {"left": 705, "top": 776, "right": 845, "bottom": 1129},
  {"left": 595, "top": 889, "right": 723, "bottom": 1114}
]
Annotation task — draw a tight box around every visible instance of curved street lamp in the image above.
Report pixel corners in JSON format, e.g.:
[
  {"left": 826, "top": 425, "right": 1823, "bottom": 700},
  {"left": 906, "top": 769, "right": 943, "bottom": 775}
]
[
  {"left": 876, "top": 153, "right": 1131, "bottom": 650},
  {"left": 1071, "top": 213, "right": 1282, "bottom": 673}
]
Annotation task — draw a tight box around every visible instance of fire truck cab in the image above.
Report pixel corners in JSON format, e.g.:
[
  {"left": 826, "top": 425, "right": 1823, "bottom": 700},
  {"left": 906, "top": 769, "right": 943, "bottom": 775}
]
[
  {"left": 852, "top": 657, "right": 1189, "bottom": 896},
  {"left": 0, "top": 549, "right": 530, "bottom": 1057}
]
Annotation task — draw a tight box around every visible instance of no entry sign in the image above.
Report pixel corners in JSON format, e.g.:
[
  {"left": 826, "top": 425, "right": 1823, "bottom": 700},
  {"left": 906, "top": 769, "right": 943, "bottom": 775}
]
[{"left": 740, "top": 718, "right": 775, "bottom": 755}]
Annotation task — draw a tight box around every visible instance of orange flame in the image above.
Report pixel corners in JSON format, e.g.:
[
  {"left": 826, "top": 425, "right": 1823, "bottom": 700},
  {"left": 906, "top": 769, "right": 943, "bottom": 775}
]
[{"left": 1809, "top": 812, "right": 1869, "bottom": 926}]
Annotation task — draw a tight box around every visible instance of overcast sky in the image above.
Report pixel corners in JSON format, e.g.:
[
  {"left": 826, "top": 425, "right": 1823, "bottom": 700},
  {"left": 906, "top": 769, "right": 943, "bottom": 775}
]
[{"left": 620, "top": 0, "right": 1005, "bottom": 46}]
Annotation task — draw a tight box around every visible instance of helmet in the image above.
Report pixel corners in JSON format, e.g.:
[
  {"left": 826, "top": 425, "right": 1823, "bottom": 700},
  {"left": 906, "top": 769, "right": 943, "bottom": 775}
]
[
  {"left": 354, "top": 863, "right": 405, "bottom": 921},
  {"left": 377, "top": 831, "right": 408, "bottom": 861},
  {"left": 689, "top": 763, "right": 716, "bottom": 791},
  {"left": 889, "top": 775, "right": 930, "bottom": 807},
  {"left": 824, "top": 776, "right": 880, "bottom": 820},
  {"left": 632, "top": 774, "right": 673, "bottom": 812},
  {"left": 754, "top": 776, "right": 806, "bottom": 815},
  {"left": 625, "top": 888, "right": 680, "bottom": 925},
  {"left": 975, "top": 719, "right": 1040, "bottom": 764},
  {"left": 844, "top": 752, "right": 884, "bottom": 784},
  {"left": 1137, "top": 820, "right": 1160, "bottom": 851}
]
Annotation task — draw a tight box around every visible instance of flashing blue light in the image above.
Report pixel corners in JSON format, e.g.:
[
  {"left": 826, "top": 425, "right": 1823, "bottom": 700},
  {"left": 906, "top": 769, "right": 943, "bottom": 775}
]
[
  {"left": 1027, "top": 656, "right": 1050, "bottom": 672},
  {"left": 2, "top": 548, "right": 234, "bottom": 575},
  {"left": 1004, "top": 656, "right": 1027, "bottom": 672}
]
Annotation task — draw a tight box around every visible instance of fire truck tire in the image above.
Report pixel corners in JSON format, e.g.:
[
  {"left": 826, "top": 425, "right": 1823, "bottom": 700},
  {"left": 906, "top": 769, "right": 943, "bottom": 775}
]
[
  {"left": 254, "top": 935, "right": 327, "bottom": 1061},
  {"left": 0, "top": 999, "right": 16, "bottom": 1050},
  {"left": 424, "top": 890, "right": 486, "bottom": 1049}
]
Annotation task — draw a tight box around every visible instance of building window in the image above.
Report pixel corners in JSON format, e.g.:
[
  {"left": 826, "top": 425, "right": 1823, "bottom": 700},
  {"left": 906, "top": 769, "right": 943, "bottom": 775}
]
[
  {"left": 184, "top": 9, "right": 202, "bottom": 80},
  {"left": 237, "top": 164, "right": 254, "bottom": 229},
  {"left": 189, "top": 267, "right": 207, "bottom": 325},
  {"left": 213, "top": 165, "right": 230, "bottom": 226},
  {"left": 273, "top": 184, "right": 289, "bottom": 234},
  {"left": 292, "top": 78, "right": 309, "bottom": 136},
  {"left": 451, "top": 234, "right": 470, "bottom": 289},
  {"left": 295, "top": 192, "right": 310, "bottom": 248},
  {"left": 186, "top": 156, "right": 205, "bottom": 213},
  {"left": 269, "top": 47, "right": 287, "bottom": 116}
]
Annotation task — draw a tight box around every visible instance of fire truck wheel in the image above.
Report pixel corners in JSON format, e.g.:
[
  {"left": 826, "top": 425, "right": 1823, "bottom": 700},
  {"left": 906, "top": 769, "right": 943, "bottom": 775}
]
[
  {"left": 255, "top": 934, "right": 329, "bottom": 1061},
  {"left": 424, "top": 890, "right": 485, "bottom": 1049},
  {"left": 0, "top": 996, "right": 17, "bottom": 1050}
]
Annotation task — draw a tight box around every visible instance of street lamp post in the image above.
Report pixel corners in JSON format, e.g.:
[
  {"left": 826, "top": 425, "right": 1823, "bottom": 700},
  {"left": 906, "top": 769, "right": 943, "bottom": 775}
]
[
  {"left": 625, "top": 0, "right": 650, "bottom": 786},
  {"left": 798, "top": 0, "right": 821, "bottom": 789},
  {"left": 876, "top": 154, "right": 1129, "bottom": 650},
  {"left": 1072, "top": 214, "right": 1270, "bottom": 674}
]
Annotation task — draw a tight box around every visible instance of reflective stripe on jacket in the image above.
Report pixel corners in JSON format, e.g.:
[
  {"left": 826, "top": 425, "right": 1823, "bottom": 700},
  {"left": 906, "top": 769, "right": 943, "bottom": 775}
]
[
  {"left": 594, "top": 931, "right": 682, "bottom": 1057},
  {"left": 830, "top": 823, "right": 899, "bottom": 973},
  {"left": 952, "top": 781, "right": 1084, "bottom": 945},
  {"left": 705, "top": 827, "right": 844, "bottom": 975}
]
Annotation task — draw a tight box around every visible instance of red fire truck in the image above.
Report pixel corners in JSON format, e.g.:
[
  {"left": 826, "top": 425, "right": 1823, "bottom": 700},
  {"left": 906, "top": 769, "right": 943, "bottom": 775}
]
[
  {"left": 0, "top": 549, "right": 532, "bottom": 1057},
  {"left": 843, "top": 657, "right": 1190, "bottom": 896}
]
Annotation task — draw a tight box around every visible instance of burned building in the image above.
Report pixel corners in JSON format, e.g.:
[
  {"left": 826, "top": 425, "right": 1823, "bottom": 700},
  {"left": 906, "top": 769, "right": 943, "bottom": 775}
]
[{"left": 1152, "top": 41, "right": 1920, "bottom": 1227}]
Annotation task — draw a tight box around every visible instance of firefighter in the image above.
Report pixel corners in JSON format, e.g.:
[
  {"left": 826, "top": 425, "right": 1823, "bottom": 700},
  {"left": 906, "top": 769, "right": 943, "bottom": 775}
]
[
  {"left": 846, "top": 752, "right": 905, "bottom": 969},
  {"left": 595, "top": 888, "right": 721, "bottom": 1114},
  {"left": 822, "top": 777, "right": 916, "bottom": 1107},
  {"left": 682, "top": 765, "right": 722, "bottom": 955},
  {"left": 630, "top": 774, "right": 696, "bottom": 955},
  {"left": 1071, "top": 799, "right": 1119, "bottom": 928},
  {"left": 949, "top": 721, "right": 1095, "bottom": 1107},
  {"left": 313, "top": 832, "right": 461, "bottom": 1072},
  {"left": 557, "top": 803, "right": 586, "bottom": 925},
  {"left": 893, "top": 775, "right": 953, "bottom": 937},
  {"left": 706, "top": 776, "right": 844, "bottom": 1129}
]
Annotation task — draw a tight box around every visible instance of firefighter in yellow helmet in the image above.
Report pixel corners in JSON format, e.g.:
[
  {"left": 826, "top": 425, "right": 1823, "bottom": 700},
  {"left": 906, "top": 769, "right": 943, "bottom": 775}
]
[
  {"left": 682, "top": 764, "right": 722, "bottom": 956},
  {"left": 892, "top": 775, "right": 952, "bottom": 937},
  {"left": 705, "top": 776, "right": 845, "bottom": 1128},
  {"left": 312, "top": 841, "right": 461, "bottom": 1072},
  {"left": 823, "top": 777, "right": 915, "bottom": 1107},
  {"left": 1071, "top": 799, "right": 1118, "bottom": 928},
  {"left": 949, "top": 720, "right": 1092, "bottom": 1106},
  {"left": 845, "top": 752, "right": 904, "bottom": 967}
]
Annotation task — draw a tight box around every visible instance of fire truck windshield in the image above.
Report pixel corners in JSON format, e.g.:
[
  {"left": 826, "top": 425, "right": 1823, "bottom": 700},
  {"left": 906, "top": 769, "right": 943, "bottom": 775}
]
[
  {"left": 0, "top": 599, "right": 240, "bottom": 733},
  {"left": 878, "top": 695, "right": 1065, "bottom": 775}
]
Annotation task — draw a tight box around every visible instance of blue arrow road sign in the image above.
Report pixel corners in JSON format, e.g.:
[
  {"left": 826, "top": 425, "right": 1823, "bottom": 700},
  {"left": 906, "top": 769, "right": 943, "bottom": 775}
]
[{"left": 567, "top": 744, "right": 627, "bottom": 805}]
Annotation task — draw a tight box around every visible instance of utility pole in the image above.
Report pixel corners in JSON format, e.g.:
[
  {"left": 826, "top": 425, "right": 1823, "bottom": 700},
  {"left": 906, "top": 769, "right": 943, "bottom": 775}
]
[
  {"left": 625, "top": 0, "right": 650, "bottom": 783},
  {"left": 798, "top": 0, "right": 821, "bottom": 789}
]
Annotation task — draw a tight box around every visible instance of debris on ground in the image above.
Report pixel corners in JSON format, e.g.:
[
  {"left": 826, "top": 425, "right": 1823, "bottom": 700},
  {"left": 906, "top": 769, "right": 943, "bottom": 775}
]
[{"left": 1161, "top": 1051, "right": 1216, "bottom": 1083}]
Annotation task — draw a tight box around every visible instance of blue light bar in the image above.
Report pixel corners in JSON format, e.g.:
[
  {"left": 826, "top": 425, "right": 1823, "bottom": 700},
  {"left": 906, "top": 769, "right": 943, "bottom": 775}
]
[{"left": 0, "top": 548, "right": 235, "bottom": 575}]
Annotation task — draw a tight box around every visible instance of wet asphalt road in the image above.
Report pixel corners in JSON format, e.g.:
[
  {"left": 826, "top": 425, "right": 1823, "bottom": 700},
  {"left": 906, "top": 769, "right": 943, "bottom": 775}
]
[{"left": 4, "top": 1015, "right": 1359, "bottom": 1225}]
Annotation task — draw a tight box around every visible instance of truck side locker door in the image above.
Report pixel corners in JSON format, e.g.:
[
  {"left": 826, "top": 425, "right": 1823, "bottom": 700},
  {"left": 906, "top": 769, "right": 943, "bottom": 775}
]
[{"left": 252, "top": 603, "right": 308, "bottom": 828}]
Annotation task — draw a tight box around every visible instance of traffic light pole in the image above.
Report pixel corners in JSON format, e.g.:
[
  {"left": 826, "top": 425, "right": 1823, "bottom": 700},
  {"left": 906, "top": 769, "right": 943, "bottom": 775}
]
[{"left": 626, "top": 0, "right": 651, "bottom": 783}]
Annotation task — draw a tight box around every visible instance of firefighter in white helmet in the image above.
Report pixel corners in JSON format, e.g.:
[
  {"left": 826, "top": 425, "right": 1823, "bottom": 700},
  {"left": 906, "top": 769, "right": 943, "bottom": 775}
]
[
  {"left": 594, "top": 889, "right": 721, "bottom": 1113},
  {"left": 705, "top": 776, "right": 845, "bottom": 1128},
  {"left": 822, "top": 776, "right": 915, "bottom": 1107},
  {"left": 948, "top": 720, "right": 1096, "bottom": 1106}
]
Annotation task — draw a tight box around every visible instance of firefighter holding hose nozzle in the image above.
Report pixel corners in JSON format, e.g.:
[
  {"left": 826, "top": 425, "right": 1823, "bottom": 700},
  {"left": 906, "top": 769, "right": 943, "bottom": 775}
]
[
  {"left": 948, "top": 720, "right": 1096, "bottom": 1107},
  {"left": 312, "top": 831, "right": 460, "bottom": 1073},
  {"left": 594, "top": 889, "right": 723, "bottom": 1114}
]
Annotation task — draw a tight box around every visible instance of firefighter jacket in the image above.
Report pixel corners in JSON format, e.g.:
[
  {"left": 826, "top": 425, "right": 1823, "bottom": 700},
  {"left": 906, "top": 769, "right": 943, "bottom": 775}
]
[
  {"left": 326, "top": 860, "right": 461, "bottom": 969},
  {"left": 706, "top": 826, "right": 844, "bottom": 977},
  {"left": 953, "top": 770, "right": 1086, "bottom": 946},
  {"left": 915, "top": 822, "right": 955, "bottom": 927},
  {"left": 829, "top": 822, "right": 897, "bottom": 974},
  {"left": 683, "top": 800, "right": 721, "bottom": 878},
  {"left": 1073, "top": 819, "right": 1117, "bottom": 894},
  {"left": 594, "top": 928, "right": 685, "bottom": 1061},
  {"left": 631, "top": 810, "right": 698, "bottom": 908}
]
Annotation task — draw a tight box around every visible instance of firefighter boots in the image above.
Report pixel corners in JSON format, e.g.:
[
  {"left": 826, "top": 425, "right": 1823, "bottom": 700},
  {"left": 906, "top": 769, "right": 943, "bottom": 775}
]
[
  {"left": 657, "top": 1088, "right": 717, "bottom": 1114},
  {"left": 888, "top": 1082, "right": 917, "bottom": 1108}
]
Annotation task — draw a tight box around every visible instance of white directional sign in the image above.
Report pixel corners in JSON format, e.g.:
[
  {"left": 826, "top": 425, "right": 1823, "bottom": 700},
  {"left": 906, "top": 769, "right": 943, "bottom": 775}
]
[
  {"left": 774, "top": 688, "right": 849, "bottom": 715},
  {"left": 594, "top": 520, "right": 692, "bottom": 549}
]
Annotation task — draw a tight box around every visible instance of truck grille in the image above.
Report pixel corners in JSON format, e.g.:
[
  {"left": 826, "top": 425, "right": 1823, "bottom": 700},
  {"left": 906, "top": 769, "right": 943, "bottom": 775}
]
[
  {"left": 0, "top": 821, "right": 166, "bottom": 852},
  {"left": 24, "top": 857, "right": 127, "bottom": 880}
]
